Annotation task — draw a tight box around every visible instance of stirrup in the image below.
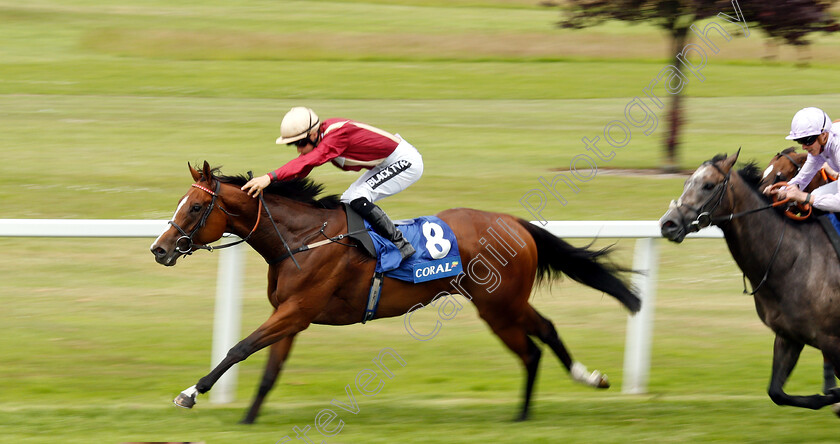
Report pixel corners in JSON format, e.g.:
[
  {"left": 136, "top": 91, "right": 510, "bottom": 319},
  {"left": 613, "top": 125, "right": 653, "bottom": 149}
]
[{"left": 397, "top": 241, "right": 416, "bottom": 260}]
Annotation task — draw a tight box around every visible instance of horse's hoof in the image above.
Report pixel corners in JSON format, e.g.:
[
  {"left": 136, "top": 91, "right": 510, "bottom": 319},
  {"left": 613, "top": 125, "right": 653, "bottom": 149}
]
[
  {"left": 595, "top": 373, "right": 610, "bottom": 389},
  {"left": 174, "top": 393, "right": 196, "bottom": 409},
  {"left": 831, "top": 402, "right": 840, "bottom": 418},
  {"left": 173, "top": 385, "right": 198, "bottom": 409}
]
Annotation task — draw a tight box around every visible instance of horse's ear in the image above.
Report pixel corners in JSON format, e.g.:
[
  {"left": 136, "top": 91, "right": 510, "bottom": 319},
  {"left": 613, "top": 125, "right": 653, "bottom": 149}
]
[
  {"left": 722, "top": 148, "right": 740, "bottom": 172},
  {"left": 189, "top": 162, "right": 201, "bottom": 181},
  {"left": 202, "top": 161, "right": 213, "bottom": 183}
]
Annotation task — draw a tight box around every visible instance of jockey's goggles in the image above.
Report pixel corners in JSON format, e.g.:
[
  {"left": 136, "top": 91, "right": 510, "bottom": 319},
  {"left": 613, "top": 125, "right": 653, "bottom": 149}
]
[
  {"left": 288, "top": 138, "right": 312, "bottom": 148},
  {"left": 794, "top": 134, "right": 820, "bottom": 146}
]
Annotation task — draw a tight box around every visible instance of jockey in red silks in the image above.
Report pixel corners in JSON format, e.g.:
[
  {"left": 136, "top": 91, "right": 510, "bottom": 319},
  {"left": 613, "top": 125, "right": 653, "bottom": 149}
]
[{"left": 241, "top": 106, "right": 423, "bottom": 260}]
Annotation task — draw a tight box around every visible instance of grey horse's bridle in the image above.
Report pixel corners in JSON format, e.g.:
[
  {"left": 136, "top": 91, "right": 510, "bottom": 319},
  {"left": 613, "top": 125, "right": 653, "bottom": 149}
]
[{"left": 669, "top": 163, "right": 732, "bottom": 233}]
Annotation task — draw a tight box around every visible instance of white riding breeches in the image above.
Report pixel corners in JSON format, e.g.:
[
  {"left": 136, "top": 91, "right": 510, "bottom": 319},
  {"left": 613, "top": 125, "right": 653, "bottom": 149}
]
[{"left": 340, "top": 136, "right": 424, "bottom": 203}]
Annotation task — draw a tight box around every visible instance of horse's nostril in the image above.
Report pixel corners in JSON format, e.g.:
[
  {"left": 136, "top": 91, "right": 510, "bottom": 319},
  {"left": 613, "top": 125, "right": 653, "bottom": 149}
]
[{"left": 151, "top": 246, "right": 167, "bottom": 258}]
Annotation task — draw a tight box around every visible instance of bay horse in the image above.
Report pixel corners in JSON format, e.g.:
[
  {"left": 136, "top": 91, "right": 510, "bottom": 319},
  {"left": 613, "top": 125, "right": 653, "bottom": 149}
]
[
  {"left": 758, "top": 147, "right": 837, "bottom": 192},
  {"left": 659, "top": 151, "right": 840, "bottom": 415},
  {"left": 150, "top": 162, "right": 641, "bottom": 422}
]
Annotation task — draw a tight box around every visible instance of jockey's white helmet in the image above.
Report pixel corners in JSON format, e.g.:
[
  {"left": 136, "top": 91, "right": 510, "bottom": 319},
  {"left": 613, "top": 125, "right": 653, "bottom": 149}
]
[
  {"left": 276, "top": 107, "right": 320, "bottom": 145},
  {"left": 786, "top": 107, "right": 831, "bottom": 140}
]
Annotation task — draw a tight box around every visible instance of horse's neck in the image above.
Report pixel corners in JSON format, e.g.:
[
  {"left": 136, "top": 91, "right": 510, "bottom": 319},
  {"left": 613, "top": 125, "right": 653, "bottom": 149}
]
[
  {"left": 717, "top": 177, "right": 798, "bottom": 290},
  {"left": 230, "top": 193, "right": 343, "bottom": 260}
]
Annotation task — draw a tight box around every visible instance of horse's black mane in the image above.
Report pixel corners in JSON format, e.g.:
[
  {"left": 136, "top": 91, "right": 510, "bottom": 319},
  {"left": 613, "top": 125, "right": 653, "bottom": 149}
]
[
  {"left": 737, "top": 161, "right": 763, "bottom": 190},
  {"left": 706, "top": 153, "right": 772, "bottom": 203},
  {"left": 209, "top": 167, "right": 341, "bottom": 209},
  {"left": 704, "top": 154, "right": 762, "bottom": 189}
]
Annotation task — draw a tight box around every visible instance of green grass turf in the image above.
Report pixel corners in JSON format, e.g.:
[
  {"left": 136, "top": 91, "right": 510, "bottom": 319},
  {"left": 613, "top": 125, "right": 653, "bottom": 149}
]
[
  {"left": 3, "top": 0, "right": 840, "bottom": 442},
  {"left": 2, "top": 239, "right": 838, "bottom": 443}
]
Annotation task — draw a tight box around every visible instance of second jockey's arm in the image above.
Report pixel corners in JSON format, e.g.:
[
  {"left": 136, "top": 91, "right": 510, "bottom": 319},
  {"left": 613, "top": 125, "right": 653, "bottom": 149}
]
[
  {"left": 763, "top": 183, "right": 810, "bottom": 204},
  {"left": 786, "top": 187, "right": 812, "bottom": 205}
]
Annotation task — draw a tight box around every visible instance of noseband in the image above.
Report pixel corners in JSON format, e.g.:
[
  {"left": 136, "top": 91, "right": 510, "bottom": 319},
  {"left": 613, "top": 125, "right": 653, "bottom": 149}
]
[{"left": 169, "top": 181, "right": 261, "bottom": 255}]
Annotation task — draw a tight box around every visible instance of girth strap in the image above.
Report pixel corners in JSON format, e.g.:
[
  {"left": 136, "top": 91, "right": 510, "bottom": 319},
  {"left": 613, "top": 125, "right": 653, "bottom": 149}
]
[{"left": 363, "top": 271, "right": 384, "bottom": 324}]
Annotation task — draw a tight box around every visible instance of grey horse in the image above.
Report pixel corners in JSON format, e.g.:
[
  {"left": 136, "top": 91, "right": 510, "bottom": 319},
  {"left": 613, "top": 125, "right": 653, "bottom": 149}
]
[{"left": 659, "top": 151, "right": 840, "bottom": 416}]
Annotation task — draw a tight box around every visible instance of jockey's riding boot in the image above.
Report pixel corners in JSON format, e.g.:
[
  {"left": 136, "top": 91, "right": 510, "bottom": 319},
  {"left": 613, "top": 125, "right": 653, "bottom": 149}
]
[{"left": 350, "top": 197, "right": 416, "bottom": 261}]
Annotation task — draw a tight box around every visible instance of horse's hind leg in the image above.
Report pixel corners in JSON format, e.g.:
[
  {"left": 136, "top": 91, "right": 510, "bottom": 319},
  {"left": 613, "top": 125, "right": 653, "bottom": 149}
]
[
  {"left": 768, "top": 335, "right": 840, "bottom": 410},
  {"left": 519, "top": 336, "right": 541, "bottom": 421},
  {"left": 481, "top": 315, "right": 542, "bottom": 421},
  {"left": 823, "top": 358, "right": 836, "bottom": 394},
  {"left": 240, "top": 333, "right": 297, "bottom": 425},
  {"left": 820, "top": 344, "right": 840, "bottom": 416},
  {"left": 526, "top": 306, "right": 609, "bottom": 389}
]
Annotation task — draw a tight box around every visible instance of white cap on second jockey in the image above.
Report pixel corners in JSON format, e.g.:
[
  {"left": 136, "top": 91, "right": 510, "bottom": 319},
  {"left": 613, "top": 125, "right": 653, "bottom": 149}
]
[
  {"left": 786, "top": 107, "right": 831, "bottom": 140},
  {"left": 276, "top": 107, "right": 320, "bottom": 145}
]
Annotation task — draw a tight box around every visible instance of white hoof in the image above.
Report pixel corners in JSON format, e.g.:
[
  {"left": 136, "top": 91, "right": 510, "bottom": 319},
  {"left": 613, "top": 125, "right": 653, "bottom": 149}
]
[
  {"left": 174, "top": 385, "right": 198, "bottom": 409},
  {"left": 831, "top": 402, "right": 840, "bottom": 418}
]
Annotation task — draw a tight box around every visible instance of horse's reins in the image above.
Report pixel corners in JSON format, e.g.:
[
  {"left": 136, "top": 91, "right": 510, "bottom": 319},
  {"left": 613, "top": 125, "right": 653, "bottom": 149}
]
[
  {"left": 265, "top": 222, "right": 367, "bottom": 265},
  {"left": 672, "top": 162, "right": 789, "bottom": 295},
  {"left": 742, "top": 219, "right": 787, "bottom": 295},
  {"left": 170, "top": 180, "right": 262, "bottom": 255},
  {"left": 256, "top": 189, "right": 302, "bottom": 270}
]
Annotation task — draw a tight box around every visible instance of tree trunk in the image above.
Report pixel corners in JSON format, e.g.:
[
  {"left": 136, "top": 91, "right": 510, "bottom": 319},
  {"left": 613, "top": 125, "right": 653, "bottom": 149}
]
[{"left": 663, "top": 26, "right": 689, "bottom": 173}]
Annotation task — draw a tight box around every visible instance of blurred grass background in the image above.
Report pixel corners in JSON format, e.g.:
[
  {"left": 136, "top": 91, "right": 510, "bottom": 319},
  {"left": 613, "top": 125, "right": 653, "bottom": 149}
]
[{"left": 2, "top": 0, "right": 840, "bottom": 443}]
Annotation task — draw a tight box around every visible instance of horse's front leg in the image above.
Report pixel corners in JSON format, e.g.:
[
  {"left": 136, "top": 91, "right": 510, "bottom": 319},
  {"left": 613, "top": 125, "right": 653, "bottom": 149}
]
[
  {"left": 174, "top": 304, "right": 310, "bottom": 409},
  {"left": 767, "top": 335, "right": 840, "bottom": 410}
]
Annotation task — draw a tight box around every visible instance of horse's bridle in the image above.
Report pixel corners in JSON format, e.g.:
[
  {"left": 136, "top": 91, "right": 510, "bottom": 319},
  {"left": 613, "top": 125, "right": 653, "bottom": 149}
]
[
  {"left": 169, "top": 181, "right": 261, "bottom": 255},
  {"left": 170, "top": 177, "right": 301, "bottom": 269},
  {"left": 671, "top": 162, "right": 789, "bottom": 295},
  {"left": 669, "top": 163, "right": 732, "bottom": 233},
  {"left": 774, "top": 151, "right": 803, "bottom": 184}
]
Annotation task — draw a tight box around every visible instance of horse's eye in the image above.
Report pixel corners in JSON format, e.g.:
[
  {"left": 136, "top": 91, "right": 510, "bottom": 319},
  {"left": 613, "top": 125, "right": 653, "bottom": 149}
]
[
  {"left": 190, "top": 204, "right": 202, "bottom": 213},
  {"left": 702, "top": 182, "right": 715, "bottom": 191}
]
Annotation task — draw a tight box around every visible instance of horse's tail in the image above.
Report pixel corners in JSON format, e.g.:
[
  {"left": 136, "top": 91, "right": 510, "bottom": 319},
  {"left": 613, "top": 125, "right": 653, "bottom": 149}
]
[{"left": 517, "top": 219, "right": 641, "bottom": 313}]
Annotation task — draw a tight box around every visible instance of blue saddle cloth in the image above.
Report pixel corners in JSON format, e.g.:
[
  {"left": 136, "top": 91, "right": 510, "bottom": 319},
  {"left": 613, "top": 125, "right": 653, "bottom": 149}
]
[
  {"left": 825, "top": 213, "right": 840, "bottom": 234},
  {"left": 365, "top": 216, "right": 463, "bottom": 283}
]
